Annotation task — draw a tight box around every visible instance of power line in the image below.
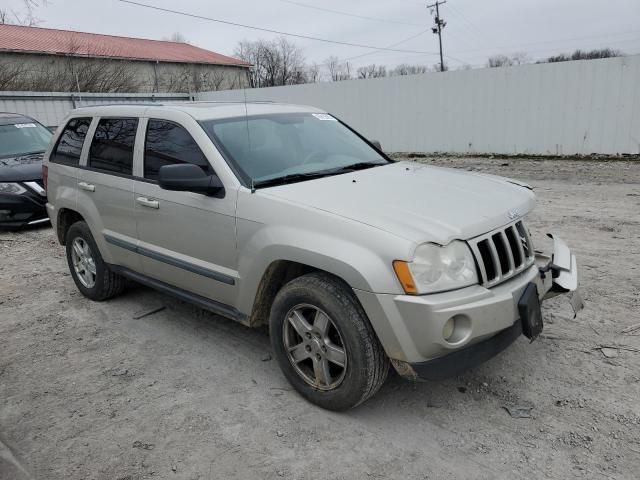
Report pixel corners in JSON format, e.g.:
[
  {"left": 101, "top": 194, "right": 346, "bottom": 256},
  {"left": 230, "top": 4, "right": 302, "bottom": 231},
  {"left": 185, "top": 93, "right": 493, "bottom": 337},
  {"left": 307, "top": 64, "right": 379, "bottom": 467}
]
[
  {"left": 117, "top": 0, "right": 438, "bottom": 55},
  {"left": 443, "top": 3, "right": 489, "bottom": 50},
  {"left": 342, "top": 28, "right": 434, "bottom": 63},
  {"left": 278, "top": 0, "right": 423, "bottom": 27},
  {"left": 445, "top": 2, "right": 487, "bottom": 42}
]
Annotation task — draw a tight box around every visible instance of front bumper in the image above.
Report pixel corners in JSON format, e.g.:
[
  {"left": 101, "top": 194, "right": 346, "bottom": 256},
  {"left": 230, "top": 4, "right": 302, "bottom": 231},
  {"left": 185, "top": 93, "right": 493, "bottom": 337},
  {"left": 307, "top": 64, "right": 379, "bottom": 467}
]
[
  {"left": 0, "top": 188, "right": 48, "bottom": 228},
  {"left": 355, "top": 234, "right": 581, "bottom": 379}
]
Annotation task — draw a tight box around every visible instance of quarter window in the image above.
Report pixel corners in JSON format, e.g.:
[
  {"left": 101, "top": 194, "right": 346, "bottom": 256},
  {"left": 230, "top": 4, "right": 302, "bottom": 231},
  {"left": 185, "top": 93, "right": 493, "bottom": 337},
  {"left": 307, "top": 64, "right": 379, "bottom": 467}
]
[
  {"left": 144, "top": 119, "right": 211, "bottom": 181},
  {"left": 50, "top": 118, "right": 91, "bottom": 166},
  {"left": 89, "top": 118, "right": 138, "bottom": 175}
]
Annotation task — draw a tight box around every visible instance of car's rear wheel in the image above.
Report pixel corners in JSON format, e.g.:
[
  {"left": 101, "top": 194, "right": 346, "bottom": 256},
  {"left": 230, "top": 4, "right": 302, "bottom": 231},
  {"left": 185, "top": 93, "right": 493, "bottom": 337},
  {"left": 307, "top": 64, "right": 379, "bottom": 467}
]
[
  {"left": 269, "top": 272, "right": 389, "bottom": 410},
  {"left": 65, "top": 221, "right": 125, "bottom": 301}
]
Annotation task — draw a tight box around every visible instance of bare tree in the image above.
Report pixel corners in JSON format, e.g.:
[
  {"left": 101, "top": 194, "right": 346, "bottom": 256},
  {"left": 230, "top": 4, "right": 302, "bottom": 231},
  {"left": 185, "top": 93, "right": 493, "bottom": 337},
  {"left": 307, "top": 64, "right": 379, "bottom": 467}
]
[
  {"left": 1, "top": 0, "right": 47, "bottom": 26},
  {"left": 357, "top": 64, "right": 387, "bottom": 79},
  {"left": 1, "top": 34, "right": 143, "bottom": 92},
  {"left": 234, "top": 37, "right": 306, "bottom": 87},
  {"left": 325, "top": 56, "right": 352, "bottom": 81},
  {"left": 545, "top": 48, "right": 624, "bottom": 63},
  {"left": 390, "top": 64, "right": 428, "bottom": 76},
  {"left": 510, "top": 52, "right": 531, "bottom": 65},
  {"left": 0, "top": 60, "right": 27, "bottom": 89},
  {"left": 487, "top": 52, "right": 532, "bottom": 68},
  {"left": 487, "top": 54, "right": 513, "bottom": 68},
  {"left": 306, "top": 62, "right": 321, "bottom": 83},
  {"left": 164, "top": 32, "right": 189, "bottom": 44}
]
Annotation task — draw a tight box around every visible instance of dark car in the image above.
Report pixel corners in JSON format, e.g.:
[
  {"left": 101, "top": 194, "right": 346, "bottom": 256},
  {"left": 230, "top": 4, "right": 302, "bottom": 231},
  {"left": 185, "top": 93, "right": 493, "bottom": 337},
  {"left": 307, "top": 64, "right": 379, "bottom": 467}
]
[{"left": 0, "top": 112, "right": 53, "bottom": 229}]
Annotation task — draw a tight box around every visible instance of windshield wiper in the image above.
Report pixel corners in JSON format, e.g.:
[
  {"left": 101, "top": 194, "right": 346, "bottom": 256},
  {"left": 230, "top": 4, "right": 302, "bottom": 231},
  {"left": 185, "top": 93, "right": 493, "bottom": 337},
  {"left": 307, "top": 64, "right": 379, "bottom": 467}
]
[
  {"left": 0, "top": 150, "right": 45, "bottom": 160},
  {"left": 252, "top": 171, "right": 334, "bottom": 188},
  {"left": 252, "top": 162, "right": 386, "bottom": 189},
  {"left": 324, "top": 161, "right": 385, "bottom": 173}
]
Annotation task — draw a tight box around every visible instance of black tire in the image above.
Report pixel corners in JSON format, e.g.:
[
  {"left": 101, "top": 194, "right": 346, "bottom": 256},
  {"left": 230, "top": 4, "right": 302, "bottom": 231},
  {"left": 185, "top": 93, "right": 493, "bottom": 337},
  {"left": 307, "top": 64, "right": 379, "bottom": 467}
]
[
  {"left": 65, "top": 221, "right": 125, "bottom": 301},
  {"left": 269, "top": 272, "right": 389, "bottom": 410}
]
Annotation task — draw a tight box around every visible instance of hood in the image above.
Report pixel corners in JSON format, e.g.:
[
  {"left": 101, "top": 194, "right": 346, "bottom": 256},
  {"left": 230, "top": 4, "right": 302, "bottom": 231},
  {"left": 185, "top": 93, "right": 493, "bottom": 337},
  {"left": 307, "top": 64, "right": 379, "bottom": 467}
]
[
  {"left": 0, "top": 153, "right": 44, "bottom": 182},
  {"left": 261, "top": 161, "right": 536, "bottom": 245}
]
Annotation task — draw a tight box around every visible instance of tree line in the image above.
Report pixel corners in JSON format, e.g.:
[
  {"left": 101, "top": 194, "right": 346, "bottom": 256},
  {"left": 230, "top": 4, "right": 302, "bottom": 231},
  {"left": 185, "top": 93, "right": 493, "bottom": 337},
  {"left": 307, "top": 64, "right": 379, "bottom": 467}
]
[
  {"left": 232, "top": 37, "right": 440, "bottom": 87},
  {"left": 234, "top": 37, "right": 626, "bottom": 87},
  {"left": 486, "top": 48, "right": 624, "bottom": 68}
]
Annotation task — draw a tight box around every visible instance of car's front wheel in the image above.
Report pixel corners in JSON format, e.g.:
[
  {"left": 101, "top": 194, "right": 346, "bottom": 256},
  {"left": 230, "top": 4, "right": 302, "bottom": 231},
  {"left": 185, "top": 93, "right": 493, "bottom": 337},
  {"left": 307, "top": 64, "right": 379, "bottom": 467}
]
[{"left": 269, "top": 272, "right": 389, "bottom": 410}]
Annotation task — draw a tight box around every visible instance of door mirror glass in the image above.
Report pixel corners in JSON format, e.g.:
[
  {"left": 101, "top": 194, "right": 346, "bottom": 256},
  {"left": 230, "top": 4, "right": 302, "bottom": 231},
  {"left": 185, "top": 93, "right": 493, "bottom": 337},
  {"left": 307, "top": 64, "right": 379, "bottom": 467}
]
[{"left": 158, "top": 164, "right": 224, "bottom": 197}]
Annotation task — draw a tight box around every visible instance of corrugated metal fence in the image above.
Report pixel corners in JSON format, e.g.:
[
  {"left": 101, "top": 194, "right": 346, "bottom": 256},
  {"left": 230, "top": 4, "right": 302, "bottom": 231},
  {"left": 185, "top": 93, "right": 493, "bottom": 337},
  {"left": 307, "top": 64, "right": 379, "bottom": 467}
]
[
  {"left": 198, "top": 55, "right": 640, "bottom": 156},
  {"left": 2, "top": 56, "right": 639, "bottom": 155},
  {"left": 0, "top": 91, "right": 192, "bottom": 128}
]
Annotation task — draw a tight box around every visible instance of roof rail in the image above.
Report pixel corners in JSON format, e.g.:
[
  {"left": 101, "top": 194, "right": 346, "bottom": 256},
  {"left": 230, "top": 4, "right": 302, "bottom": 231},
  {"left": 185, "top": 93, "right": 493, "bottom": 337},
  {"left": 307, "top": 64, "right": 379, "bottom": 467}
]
[
  {"left": 180, "top": 100, "right": 277, "bottom": 104},
  {"left": 73, "top": 103, "right": 166, "bottom": 109}
]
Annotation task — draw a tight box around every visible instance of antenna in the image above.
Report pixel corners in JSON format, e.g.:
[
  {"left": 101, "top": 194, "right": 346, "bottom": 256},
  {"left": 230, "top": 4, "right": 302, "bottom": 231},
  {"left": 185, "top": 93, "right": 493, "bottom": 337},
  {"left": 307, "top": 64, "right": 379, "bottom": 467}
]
[{"left": 242, "top": 83, "right": 256, "bottom": 193}]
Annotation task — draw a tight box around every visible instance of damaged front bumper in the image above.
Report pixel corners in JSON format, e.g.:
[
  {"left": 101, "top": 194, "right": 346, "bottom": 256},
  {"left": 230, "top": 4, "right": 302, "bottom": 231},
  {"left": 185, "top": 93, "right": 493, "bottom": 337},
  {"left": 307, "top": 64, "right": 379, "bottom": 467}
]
[{"left": 355, "top": 233, "right": 583, "bottom": 381}]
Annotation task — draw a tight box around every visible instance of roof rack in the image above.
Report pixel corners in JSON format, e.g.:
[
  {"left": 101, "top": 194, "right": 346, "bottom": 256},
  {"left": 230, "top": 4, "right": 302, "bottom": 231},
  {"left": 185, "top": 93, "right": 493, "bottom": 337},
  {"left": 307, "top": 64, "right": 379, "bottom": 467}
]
[
  {"left": 74, "top": 103, "right": 166, "bottom": 109},
  {"left": 174, "top": 100, "right": 278, "bottom": 105}
]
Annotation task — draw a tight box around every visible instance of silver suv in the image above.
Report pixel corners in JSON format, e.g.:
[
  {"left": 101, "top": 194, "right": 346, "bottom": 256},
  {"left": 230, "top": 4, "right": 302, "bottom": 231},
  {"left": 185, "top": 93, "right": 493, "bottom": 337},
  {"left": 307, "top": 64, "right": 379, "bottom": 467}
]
[{"left": 44, "top": 103, "right": 581, "bottom": 410}]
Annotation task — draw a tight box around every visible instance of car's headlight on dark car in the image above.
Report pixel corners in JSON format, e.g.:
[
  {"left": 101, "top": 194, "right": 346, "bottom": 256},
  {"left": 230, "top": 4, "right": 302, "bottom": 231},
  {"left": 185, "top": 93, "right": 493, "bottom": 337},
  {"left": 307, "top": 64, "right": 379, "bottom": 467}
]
[
  {"left": 393, "top": 241, "right": 479, "bottom": 294},
  {"left": 0, "top": 182, "right": 27, "bottom": 195}
]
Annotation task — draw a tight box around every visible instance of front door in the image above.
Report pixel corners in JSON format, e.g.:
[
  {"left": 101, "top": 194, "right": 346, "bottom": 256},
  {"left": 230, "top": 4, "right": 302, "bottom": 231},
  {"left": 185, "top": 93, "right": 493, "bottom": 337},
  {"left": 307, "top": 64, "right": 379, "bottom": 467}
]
[{"left": 134, "top": 118, "right": 238, "bottom": 308}]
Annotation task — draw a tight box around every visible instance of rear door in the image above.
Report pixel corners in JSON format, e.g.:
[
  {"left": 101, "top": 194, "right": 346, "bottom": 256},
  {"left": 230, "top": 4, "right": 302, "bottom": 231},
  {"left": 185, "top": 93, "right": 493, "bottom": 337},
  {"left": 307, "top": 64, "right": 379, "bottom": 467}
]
[
  {"left": 77, "top": 117, "right": 142, "bottom": 271},
  {"left": 133, "top": 117, "right": 238, "bottom": 307},
  {"left": 47, "top": 117, "right": 92, "bottom": 216}
]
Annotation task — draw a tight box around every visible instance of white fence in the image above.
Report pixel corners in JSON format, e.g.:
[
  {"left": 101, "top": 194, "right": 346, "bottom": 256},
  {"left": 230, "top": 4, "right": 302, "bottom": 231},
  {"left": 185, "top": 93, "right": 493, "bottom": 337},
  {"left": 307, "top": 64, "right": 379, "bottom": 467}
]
[
  {"left": 199, "top": 55, "right": 640, "bottom": 156},
  {"left": 2, "top": 56, "right": 639, "bottom": 155},
  {"left": 0, "top": 91, "right": 191, "bottom": 128}
]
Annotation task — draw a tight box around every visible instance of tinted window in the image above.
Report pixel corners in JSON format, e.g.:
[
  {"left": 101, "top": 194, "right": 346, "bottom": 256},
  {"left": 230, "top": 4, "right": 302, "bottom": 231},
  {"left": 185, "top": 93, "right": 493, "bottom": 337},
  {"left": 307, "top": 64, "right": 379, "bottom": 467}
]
[
  {"left": 144, "top": 120, "right": 211, "bottom": 181},
  {"left": 89, "top": 118, "right": 138, "bottom": 175},
  {"left": 50, "top": 118, "right": 90, "bottom": 166}
]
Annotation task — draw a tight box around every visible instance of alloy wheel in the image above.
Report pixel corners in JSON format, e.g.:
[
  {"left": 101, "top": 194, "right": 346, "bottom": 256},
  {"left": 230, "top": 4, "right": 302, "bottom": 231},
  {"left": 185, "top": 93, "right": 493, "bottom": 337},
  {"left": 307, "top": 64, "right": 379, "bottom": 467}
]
[
  {"left": 283, "top": 304, "right": 347, "bottom": 391},
  {"left": 71, "top": 237, "right": 96, "bottom": 288}
]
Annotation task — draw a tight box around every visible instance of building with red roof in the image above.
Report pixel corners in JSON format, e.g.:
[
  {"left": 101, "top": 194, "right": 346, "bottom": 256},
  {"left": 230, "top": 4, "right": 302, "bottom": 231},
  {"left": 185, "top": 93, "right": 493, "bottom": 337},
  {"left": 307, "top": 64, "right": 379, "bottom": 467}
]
[{"left": 0, "top": 24, "right": 250, "bottom": 93}]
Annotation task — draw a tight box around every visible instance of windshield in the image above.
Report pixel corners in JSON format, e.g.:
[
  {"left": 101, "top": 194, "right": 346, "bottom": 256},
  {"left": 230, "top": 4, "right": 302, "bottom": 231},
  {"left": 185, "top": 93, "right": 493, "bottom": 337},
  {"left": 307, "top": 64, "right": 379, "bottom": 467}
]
[
  {"left": 201, "top": 113, "right": 389, "bottom": 187},
  {"left": 0, "top": 121, "right": 52, "bottom": 159}
]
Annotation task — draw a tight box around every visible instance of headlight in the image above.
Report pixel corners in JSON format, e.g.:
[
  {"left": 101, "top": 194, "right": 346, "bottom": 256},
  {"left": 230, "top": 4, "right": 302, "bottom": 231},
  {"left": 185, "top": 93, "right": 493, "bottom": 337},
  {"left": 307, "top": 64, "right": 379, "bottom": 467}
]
[
  {"left": 393, "top": 241, "right": 479, "bottom": 294},
  {"left": 0, "top": 182, "right": 27, "bottom": 195}
]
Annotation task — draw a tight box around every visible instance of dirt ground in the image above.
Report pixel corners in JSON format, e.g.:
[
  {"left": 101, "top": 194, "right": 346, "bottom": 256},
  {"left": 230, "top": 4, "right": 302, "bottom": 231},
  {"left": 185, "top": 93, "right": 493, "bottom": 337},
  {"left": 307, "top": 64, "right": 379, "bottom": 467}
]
[{"left": 1, "top": 157, "right": 639, "bottom": 480}]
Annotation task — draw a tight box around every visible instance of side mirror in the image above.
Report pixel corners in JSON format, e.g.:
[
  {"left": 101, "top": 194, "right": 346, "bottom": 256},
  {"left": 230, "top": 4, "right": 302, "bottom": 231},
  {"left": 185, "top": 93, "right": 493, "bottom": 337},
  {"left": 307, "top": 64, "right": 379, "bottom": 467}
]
[
  {"left": 370, "top": 139, "right": 382, "bottom": 151},
  {"left": 158, "top": 164, "right": 224, "bottom": 197}
]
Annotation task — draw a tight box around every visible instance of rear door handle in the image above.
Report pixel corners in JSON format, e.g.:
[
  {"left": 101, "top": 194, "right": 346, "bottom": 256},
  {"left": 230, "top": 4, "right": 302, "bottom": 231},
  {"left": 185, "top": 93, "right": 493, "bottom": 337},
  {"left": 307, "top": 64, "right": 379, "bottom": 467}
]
[
  {"left": 78, "top": 181, "right": 95, "bottom": 192},
  {"left": 136, "top": 196, "right": 159, "bottom": 209}
]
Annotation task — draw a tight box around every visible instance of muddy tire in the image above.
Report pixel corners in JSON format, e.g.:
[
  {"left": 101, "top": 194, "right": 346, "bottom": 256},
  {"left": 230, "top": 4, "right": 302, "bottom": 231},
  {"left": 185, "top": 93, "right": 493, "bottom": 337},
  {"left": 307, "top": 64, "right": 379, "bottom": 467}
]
[
  {"left": 65, "top": 221, "right": 125, "bottom": 301},
  {"left": 269, "top": 272, "right": 389, "bottom": 410}
]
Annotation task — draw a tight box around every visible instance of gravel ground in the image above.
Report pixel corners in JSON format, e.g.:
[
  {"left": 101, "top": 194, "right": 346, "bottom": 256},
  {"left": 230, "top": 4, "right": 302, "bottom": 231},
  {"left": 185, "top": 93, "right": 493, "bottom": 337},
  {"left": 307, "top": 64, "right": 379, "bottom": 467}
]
[{"left": 1, "top": 157, "right": 639, "bottom": 480}]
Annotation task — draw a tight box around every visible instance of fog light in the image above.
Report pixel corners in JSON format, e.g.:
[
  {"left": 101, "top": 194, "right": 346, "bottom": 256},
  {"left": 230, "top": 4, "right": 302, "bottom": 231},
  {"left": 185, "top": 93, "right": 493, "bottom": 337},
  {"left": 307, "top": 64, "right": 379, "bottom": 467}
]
[
  {"left": 443, "top": 317, "right": 455, "bottom": 340},
  {"left": 442, "top": 315, "right": 472, "bottom": 344}
]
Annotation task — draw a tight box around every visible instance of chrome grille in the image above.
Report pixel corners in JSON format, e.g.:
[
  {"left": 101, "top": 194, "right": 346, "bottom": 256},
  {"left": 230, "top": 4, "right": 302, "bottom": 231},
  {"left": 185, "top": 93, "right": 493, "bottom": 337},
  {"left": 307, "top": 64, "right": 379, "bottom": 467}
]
[{"left": 468, "top": 220, "right": 534, "bottom": 287}]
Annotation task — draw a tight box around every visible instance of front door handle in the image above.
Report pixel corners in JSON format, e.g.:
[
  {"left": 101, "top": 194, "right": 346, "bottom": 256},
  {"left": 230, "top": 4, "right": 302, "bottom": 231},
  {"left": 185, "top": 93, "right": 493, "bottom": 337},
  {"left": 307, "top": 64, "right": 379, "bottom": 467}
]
[
  {"left": 78, "top": 181, "right": 95, "bottom": 192},
  {"left": 136, "top": 196, "right": 159, "bottom": 209}
]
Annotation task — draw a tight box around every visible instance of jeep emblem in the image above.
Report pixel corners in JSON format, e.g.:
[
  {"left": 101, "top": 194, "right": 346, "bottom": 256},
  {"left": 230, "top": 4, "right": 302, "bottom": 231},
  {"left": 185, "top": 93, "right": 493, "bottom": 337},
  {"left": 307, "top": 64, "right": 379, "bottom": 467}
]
[{"left": 508, "top": 209, "right": 521, "bottom": 220}]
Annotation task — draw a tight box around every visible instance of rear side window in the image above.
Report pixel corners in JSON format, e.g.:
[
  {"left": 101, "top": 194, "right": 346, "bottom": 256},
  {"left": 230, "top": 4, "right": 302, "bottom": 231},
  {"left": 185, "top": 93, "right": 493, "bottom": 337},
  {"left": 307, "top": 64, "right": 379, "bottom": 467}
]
[
  {"left": 50, "top": 118, "right": 91, "bottom": 166},
  {"left": 144, "top": 119, "right": 211, "bottom": 181},
  {"left": 89, "top": 118, "right": 138, "bottom": 175}
]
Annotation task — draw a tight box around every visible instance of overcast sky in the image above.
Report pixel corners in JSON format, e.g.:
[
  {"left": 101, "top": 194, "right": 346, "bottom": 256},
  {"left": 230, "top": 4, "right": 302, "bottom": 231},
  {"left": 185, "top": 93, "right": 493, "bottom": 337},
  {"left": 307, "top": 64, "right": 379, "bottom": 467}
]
[{"left": 6, "top": 0, "right": 640, "bottom": 71}]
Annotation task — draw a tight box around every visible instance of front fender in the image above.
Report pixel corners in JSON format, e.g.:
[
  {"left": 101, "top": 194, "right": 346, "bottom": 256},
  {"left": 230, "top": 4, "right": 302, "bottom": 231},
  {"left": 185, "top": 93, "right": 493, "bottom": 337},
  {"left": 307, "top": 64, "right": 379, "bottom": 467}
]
[{"left": 235, "top": 222, "right": 412, "bottom": 317}]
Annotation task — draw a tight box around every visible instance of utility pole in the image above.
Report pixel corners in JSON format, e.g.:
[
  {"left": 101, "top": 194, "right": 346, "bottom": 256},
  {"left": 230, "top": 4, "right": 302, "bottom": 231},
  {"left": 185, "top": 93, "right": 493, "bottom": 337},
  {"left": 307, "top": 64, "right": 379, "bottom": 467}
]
[{"left": 427, "top": 1, "right": 447, "bottom": 72}]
